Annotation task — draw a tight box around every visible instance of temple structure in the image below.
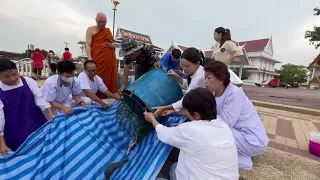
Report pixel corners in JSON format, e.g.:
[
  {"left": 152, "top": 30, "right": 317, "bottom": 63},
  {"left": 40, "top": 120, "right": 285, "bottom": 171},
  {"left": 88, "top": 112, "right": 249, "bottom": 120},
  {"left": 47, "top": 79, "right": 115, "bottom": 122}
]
[
  {"left": 231, "top": 37, "right": 282, "bottom": 85},
  {"left": 307, "top": 52, "right": 320, "bottom": 89}
]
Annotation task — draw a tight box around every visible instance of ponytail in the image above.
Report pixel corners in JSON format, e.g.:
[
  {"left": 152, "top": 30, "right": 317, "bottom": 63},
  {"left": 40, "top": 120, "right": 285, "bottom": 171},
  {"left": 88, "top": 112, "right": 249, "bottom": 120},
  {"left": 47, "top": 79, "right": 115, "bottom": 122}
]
[{"left": 215, "top": 27, "right": 232, "bottom": 48}]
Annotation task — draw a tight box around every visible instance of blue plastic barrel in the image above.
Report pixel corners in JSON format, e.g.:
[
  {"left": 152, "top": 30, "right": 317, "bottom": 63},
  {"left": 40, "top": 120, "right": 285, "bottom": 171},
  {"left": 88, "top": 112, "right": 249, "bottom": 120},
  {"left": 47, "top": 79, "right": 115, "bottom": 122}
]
[
  {"left": 116, "top": 68, "right": 183, "bottom": 146},
  {"left": 125, "top": 68, "right": 183, "bottom": 111}
]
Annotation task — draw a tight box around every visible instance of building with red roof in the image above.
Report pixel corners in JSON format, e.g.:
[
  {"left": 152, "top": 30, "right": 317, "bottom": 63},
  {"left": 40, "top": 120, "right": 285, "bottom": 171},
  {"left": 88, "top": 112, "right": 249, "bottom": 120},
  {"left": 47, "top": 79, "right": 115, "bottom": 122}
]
[
  {"left": 307, "top": 52, "right": 320, "bottom": 89},
  {"left": 231, "top": 36, "right": 281, "bottom": 85}
]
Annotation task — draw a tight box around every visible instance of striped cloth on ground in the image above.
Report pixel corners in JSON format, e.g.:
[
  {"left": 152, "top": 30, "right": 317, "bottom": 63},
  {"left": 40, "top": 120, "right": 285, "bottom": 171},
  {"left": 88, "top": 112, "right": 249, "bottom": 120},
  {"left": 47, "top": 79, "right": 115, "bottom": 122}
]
[{"left": 0, "top": 101, "right": 185, "bottom": 180}]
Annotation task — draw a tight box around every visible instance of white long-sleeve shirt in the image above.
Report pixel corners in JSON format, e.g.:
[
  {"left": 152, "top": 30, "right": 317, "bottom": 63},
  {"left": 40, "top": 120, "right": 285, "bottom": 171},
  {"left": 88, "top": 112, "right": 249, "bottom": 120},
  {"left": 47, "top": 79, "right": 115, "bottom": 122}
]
[
  {"left": 155, "top": 120, "right": 239, "bottom": 180},
  {"left": 172, "top": 66, "right": 205, "bottom": 112},
  {"left": 0, "top": 77, "right": 51, "bottom": 136}
]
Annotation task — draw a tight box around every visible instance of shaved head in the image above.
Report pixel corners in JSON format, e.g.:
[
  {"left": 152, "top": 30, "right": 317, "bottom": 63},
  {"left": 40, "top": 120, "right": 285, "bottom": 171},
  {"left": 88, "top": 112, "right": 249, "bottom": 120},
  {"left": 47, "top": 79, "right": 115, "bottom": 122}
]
[
  {"left": 96, "top": 12, "right": 107, "bottom": 29},
  {"left": 96, "top": 12, "right": 106, "bottom": 19}
]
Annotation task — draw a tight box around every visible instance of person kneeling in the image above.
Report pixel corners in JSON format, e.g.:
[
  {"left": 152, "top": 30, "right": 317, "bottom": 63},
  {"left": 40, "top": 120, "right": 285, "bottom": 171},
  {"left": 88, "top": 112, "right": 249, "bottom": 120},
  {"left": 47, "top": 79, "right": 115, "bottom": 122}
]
[
  {"left": 144, "top": 88, "right": 239, "bottom": 180},
  {"left": 0, "top": 58, "right": 54, "bottom": 155},
  {"left": 77, "top": 60, "right": 121, "bottom": 108},
  {"left": 42, "top": 60, "right": 85, "bottom": 115}
]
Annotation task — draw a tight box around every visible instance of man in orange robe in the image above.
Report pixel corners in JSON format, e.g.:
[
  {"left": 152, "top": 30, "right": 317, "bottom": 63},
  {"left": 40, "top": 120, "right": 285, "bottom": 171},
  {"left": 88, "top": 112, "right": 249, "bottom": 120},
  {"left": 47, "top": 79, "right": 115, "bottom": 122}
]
[{"left": 85, "top": 12, "right": 118, "bottom": 98}]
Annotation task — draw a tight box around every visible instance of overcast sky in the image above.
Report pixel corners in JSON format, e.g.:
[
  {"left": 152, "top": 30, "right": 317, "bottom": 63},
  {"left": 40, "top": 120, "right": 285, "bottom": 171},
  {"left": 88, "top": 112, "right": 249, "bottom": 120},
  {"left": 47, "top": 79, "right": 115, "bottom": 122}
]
[{"left": 0, "top": 0, "right": 320, "bottom": 66}]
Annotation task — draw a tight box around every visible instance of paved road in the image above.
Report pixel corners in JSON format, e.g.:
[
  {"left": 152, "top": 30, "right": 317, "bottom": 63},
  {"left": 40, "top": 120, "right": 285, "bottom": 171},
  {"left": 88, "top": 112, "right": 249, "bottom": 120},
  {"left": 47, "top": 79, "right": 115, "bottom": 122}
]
[{"left": 243, "top": 86, "right": 320, "bottom": 110}]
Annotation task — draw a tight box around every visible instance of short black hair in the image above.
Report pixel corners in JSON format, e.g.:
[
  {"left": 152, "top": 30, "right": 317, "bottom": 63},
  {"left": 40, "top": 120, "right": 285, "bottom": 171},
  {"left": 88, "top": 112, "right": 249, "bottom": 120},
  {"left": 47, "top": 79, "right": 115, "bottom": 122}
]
[
  {"left": 57, "top": 60, "right": 76, "bottom": 74},
  {"left": 182, "top": 87, "right": 217, "bottom": 120},
  {"left": 171, "top": 49, "right": 181, "bottom": 59},
  {"left": 0, "top": 57, "right": 17, "bottom": 72},
  {"left": 204, "top": 60, "right": 230, "bottom": 87},
  {"left": 49, "top": 63, "right": 57, "bottom": 72},
  {"left": 65, "top": 47, "right": 69, "bottom": 51},
  {"left": 84, "top": 60, "right": 96, "bottom": 69},
  {"left": 181, "top": 47, "right": 202, "bottom": 64}
]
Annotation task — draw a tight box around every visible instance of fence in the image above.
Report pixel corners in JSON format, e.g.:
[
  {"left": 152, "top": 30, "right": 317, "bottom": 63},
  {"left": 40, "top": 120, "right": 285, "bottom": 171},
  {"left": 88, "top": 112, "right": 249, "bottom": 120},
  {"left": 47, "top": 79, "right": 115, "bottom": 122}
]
[{"left": 12, "top": 58, "right": 84, "bottom": 78}]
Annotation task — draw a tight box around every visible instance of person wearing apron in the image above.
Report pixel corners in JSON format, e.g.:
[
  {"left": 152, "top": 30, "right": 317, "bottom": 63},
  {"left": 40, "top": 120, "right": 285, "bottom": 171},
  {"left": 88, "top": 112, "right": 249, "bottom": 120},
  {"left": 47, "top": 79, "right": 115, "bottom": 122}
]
[
  {"left": 0, "top": 58, "right": 53, "bottom": 155},
  {"left": 211, "top": 27, "right": 244, "bottom": 88},
  {"left": 41, "top": 61, "right": 84, "bottom": 116}
]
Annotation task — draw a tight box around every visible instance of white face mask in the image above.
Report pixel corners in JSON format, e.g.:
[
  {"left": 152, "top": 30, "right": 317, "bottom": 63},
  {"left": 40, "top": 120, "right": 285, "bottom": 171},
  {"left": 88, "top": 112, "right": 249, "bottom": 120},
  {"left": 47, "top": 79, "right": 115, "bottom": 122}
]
[{"left": 61, "top": 76, "right": 73, "bottom": 84}]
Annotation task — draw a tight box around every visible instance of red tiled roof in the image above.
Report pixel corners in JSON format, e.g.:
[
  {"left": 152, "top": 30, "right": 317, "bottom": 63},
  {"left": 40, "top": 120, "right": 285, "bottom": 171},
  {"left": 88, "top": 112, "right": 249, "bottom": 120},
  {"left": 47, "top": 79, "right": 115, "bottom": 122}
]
[{"left": 238, "top": 38, "right": 269, "bottom": 52}]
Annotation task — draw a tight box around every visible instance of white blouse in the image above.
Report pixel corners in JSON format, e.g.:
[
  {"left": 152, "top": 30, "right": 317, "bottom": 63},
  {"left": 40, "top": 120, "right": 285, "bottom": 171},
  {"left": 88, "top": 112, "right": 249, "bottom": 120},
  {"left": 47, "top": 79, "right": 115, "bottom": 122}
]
[
  {"left": 156, "top": 120, "right": 239, "bottom": 180},
  {"left": 172, "top": 66, "right": 205, "bottom": 112}
]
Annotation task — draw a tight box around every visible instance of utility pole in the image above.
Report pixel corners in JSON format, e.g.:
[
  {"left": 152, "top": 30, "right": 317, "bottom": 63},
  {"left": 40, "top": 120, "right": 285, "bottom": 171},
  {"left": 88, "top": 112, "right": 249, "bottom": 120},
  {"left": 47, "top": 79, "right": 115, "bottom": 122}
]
[{"left": 64, "top": 42, "right": 68, "bottom": 48}]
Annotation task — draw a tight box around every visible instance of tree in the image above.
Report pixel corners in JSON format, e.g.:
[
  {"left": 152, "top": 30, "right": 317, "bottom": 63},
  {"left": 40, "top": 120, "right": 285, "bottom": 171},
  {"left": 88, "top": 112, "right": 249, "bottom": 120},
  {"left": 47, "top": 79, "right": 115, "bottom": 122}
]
[
  {"left": 233, "top": 68, "right": 250, "bottom": 80},
  {"left": 277, "top": 64, "right": 307, "bottom": 85},
  {"left": 305, "top": 8, "right": 320, "bottom": 49}
]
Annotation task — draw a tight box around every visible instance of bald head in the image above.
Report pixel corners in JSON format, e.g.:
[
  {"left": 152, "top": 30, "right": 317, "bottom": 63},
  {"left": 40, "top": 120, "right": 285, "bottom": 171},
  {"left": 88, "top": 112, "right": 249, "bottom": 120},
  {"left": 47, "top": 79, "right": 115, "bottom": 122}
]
[{"left": 96, "top": 12, "right": 107, "bottom": 29}]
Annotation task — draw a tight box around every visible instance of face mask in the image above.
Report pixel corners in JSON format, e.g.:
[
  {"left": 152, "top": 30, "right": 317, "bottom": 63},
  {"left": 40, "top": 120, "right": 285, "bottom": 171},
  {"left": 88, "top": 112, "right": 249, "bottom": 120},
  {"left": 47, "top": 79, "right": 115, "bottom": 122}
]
[{"left": 61, "top": 76, "right": 73, "bottom": 84}]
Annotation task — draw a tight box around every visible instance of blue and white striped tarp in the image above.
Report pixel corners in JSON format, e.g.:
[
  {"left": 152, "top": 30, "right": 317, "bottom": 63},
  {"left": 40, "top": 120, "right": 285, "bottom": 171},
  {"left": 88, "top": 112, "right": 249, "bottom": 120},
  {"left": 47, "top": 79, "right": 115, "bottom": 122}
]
[{"left": 0, "top": 101, "right": 184, "bottom": 180}]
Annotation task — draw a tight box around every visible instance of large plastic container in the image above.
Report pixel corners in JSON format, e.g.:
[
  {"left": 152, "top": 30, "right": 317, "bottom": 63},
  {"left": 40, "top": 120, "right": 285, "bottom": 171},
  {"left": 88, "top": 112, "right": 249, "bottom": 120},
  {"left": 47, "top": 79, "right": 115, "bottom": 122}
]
[
  {"left": 125, "top": 68, "right": 183, "bottom": 111},
  {"left": 116, "top": 68, "right": 183, "bottom": 148}
]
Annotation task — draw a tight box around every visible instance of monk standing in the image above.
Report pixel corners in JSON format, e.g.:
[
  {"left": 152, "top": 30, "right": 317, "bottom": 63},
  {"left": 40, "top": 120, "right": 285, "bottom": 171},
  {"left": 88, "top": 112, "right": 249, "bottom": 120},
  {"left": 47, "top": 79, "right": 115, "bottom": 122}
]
[{"left": 85, "top": 13, "right": 118, "bottom": 98}]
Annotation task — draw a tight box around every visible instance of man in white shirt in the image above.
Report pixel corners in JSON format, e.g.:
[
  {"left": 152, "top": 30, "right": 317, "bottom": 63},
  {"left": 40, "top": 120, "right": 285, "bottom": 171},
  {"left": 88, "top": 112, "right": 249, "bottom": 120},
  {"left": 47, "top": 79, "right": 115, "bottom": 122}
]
[
  {"left": 0, "top": 58, "right": 54, "bottom": 155},
  {"left": 77, "top": 60, "right": 121, "bottom": 108},
  {"left": 144, "top": 88, "right": 239, "bottom": 180}
]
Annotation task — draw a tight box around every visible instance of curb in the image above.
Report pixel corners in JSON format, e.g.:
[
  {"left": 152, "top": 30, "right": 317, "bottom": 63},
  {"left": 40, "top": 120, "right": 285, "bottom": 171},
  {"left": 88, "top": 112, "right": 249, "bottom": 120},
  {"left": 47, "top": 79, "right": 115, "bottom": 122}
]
[{"left": 251, "top": 100, "right": 320, "bottom": 116}]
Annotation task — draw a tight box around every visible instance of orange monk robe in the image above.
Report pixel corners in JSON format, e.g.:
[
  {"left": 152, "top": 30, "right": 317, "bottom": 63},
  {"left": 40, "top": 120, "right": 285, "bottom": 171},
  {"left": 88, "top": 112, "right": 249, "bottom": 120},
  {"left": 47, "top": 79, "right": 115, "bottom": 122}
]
[{"left": 91, "top": 28, "right": 118, "bottom": 98}]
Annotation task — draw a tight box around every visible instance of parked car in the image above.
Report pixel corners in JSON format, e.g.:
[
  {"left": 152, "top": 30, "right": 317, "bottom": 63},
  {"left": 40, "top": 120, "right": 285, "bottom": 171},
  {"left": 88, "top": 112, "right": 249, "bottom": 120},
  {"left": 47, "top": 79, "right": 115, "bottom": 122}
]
[
  {"left": 255, "top": 80, "right": 266, "bottom": 87},
  {"left": 279, "top": 82, "right": 291, "bottom": 88}
]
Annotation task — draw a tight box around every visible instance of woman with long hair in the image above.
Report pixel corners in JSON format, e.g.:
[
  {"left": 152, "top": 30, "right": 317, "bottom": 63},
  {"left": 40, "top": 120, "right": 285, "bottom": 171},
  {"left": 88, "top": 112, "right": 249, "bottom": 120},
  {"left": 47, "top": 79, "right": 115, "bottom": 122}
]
[{"left": 211, "top": 27, "right": 244, "bottom": 87}]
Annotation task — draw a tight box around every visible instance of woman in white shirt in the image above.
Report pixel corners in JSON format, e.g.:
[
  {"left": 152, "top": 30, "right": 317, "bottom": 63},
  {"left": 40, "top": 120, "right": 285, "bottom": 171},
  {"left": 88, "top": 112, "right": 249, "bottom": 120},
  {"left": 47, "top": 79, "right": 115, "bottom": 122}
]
[
  {"left": 153, "top": 47, "right": 205, "bottom": 116},
  {"left": 144, "top": 88, "right": 239, "bottom": 180},
  {"left": 203, "top": 60, "right": 268, "bottom": 170},
  {"left": 211, "top": 27, "right": 244, "bottom": 87}
]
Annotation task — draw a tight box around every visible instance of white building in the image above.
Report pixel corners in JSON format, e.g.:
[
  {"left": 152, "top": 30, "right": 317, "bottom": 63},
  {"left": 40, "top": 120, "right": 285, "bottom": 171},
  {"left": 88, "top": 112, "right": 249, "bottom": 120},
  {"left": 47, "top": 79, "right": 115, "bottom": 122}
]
[
  {"left": 307, "top": 52, "right": 320, "bottom": 89},
  {"left": 230, "top": 37, "right": 281, "bottom": 85}
]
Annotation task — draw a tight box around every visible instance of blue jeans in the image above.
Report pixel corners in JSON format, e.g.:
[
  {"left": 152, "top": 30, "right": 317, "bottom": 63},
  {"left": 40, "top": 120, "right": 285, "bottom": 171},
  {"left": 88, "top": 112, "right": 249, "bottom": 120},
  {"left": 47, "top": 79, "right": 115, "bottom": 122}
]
[{"left": 169, "top": 162, "right": 177, "bottom": 180}]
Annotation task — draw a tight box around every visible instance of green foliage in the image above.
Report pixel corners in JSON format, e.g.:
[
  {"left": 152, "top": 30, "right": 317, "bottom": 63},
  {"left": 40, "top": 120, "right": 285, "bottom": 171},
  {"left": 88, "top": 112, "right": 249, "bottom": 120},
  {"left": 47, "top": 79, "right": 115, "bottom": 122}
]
[
  {"left": 233, "top": 68, "right": 250, "bottom": 80},
  {"left": 305, "top": 8, "right": 320, "bottom": 49},
  {"left": 277, "top": 64, "right": 307, "bottom": 84}
]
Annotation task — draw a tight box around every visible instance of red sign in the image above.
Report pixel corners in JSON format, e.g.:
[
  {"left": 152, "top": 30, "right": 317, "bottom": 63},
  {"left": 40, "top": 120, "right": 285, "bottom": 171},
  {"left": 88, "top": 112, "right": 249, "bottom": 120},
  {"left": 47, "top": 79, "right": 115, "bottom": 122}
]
[{"left": 119, "top": 28, "right": 152, "bottom": 44}]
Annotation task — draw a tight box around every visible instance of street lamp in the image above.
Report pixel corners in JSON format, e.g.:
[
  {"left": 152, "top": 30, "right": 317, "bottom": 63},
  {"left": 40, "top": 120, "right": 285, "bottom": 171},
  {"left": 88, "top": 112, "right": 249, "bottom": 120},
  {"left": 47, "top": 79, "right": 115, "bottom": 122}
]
[
  {"left": 64, "top": 42, "right": 68, "bottom": 48},
  {"left": 111, "top": 0, "right": 121, "bottom": 38}
]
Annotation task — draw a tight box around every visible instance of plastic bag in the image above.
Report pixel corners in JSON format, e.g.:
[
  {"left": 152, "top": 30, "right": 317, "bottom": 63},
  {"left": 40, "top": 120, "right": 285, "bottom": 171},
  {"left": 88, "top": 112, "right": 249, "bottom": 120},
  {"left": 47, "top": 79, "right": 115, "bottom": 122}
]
[{"left": 310, "top": 131, "right": 320, "bottom": 144}]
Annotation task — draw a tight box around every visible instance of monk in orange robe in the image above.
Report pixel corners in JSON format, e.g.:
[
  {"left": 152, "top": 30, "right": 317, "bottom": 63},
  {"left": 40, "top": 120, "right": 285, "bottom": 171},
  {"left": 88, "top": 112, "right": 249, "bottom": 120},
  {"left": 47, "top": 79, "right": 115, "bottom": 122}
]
[{"left": 85, "top": 12, "right": 118, "bottom": 98}]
